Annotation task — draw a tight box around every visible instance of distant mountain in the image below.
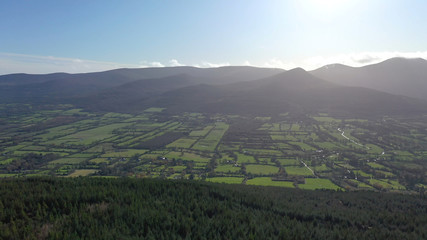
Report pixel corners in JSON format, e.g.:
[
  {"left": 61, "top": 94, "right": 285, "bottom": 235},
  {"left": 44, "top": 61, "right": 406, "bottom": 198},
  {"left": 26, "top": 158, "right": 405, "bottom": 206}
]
[
  {"left": 79, "top": 74, "right": 200, "bottom": 112},
  {"left": 2, "top": 62, "right": 427, "bottom": 116},
  {"left": 311, "top": 57, "right": 427, "bottom": 100},
  {"left": 124, "top": 68, "right": 427, "bottom": 116},
  {"left": 0, "top": 66, "right": 284, "bottom": 103}
]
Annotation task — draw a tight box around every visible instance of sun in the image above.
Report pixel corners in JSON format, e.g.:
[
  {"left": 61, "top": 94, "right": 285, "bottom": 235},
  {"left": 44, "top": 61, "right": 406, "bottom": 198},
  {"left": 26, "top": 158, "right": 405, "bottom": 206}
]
[
  {"left": 311, "top": 0, "right": 348, "bottom": 11},
  {"left": 303, "top": 0, "right": 352, "bottom": 21}
]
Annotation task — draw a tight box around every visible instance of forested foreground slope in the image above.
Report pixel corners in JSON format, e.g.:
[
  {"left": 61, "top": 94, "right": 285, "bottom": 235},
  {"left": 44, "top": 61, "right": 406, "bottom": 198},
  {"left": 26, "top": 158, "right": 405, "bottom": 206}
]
[{"left": 1, "top": 178, "right": 426, "bottom": 239}]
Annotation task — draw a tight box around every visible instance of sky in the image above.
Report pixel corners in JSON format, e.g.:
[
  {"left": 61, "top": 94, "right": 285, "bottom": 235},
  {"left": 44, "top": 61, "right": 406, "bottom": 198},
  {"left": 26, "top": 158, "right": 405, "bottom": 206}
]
[{"left": 1, "top": 0, "right": 427, "bottom": 74}]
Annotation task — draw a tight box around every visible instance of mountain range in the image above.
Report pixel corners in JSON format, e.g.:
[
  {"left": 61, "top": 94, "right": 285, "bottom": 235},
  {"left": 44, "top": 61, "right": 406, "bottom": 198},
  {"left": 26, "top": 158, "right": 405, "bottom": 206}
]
[
  {"left": 311, "top": 57, "right": 427, "bottom": 100},
  {"left": 1, "top": 58, "right": 427, "bottom": 116}
]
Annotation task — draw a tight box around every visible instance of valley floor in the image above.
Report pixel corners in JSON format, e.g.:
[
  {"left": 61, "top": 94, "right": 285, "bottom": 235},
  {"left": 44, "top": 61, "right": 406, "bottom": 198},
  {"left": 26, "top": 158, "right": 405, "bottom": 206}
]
[{"left": 0, "top": 104, "right": 426, "bottom": 193}]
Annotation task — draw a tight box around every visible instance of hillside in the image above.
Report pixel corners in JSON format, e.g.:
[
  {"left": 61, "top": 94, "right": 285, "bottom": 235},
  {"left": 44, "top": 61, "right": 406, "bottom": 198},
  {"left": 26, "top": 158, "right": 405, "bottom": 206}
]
[
  {"left": 1, "top": 60, "right": 427, "bottom": 117},
  {"left": 311, "top": 57, "right": 427, "bottom": 100},
  {"left": 0, "top": 66, "right": 284, "bottom": 103},
  {"left": 136, "top": 68, "right": 427, "bottom": 116},
  {"left": 1, "top": 177, "right": 426, "bottom": 239}
]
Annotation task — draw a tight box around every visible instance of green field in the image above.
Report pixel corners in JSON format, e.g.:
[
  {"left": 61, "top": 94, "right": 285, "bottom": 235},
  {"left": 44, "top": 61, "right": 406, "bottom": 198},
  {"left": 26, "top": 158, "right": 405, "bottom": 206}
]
[
  {"left": 206, "top": 177, "right": 244, "bottom": 184},
  {"left": 367, "top": 162, "right": 390, "bottom": 170},
  {"left": 277, "top": 158, "right": 300, "bottom": 166},
  {"left": 245, "top": 164, "right": 279, "bottom": 175},
  {"left": 0, "top": 106, "right": 425, "bottom": 193},
  {"left": 369, "top": 179, "right": 406, "bottom": 190},
  {"left": 298, "top": 178, "right": 341, "bottom": 190},
  {"left": 102, "top": 149, "right": 148, "bottom": 158},
  {"left": 192, "top": 122, "right": 229, "bottom": 151},
  {"left": 49, "top": 123, "right": 131, "bottom": 145},
  {"left": 165, "top": 151, "right": 211, "bottom": 163},
  {"left": 285, "top": 166, "right": 313, "bottom": 176},
  {"left": 167, "top": 137, "right": 197, "bottom": 148},
  {"left": 215, "top": 164, "right": 240, "bottom": 173},
  {"left": 236, "top": 152, "right": 257, "bottom": 163},
  {"left": 68, "top": 169, "right": 98, "bottom": 177},
  {"left": 189, "top": 126, "right": 214, "bottom": 137},
  {"left": 50, "top": 157, "right": 90, "bottom": 165},
  {"left": 246, "top": 177, "right": 295, "bottom": 188}
]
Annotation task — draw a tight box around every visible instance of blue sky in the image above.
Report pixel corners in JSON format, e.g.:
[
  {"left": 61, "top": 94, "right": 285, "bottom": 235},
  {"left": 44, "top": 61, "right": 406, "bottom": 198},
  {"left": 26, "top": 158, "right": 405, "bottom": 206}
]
[{"left": 1, "top": 0, "right": 427, "bottom": 74}]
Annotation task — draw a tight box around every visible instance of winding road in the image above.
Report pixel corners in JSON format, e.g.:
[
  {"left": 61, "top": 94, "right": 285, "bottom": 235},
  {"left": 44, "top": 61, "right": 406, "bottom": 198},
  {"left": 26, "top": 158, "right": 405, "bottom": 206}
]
[{"left": 337, "top": 128, "right": 368, "bottom": 149}]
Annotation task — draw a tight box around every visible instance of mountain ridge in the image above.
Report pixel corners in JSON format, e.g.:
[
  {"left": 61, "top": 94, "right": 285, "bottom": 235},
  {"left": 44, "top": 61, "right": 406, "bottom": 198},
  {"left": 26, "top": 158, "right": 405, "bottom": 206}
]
[{"left": 311, "top": 57, "right": 427, "bottom": 100}]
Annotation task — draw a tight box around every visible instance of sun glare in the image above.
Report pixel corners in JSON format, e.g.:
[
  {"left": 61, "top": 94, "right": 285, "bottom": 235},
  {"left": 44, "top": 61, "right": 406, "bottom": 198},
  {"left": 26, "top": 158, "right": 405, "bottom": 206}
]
[{"left": 302, "top": 0, "right": 352, "bottom": 21}]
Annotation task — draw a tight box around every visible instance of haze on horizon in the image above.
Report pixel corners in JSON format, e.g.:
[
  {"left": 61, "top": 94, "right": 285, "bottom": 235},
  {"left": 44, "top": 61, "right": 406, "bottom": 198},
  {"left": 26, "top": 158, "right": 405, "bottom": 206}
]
[{"left": 1, "top": 0, "right": 427, "bottom": 75}]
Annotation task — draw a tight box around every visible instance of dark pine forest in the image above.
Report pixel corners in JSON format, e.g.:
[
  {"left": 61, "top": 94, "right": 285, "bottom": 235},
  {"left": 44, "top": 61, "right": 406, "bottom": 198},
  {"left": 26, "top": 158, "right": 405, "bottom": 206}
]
[{"left": 0, "top": 177, "right": 426, "bottom": 240}]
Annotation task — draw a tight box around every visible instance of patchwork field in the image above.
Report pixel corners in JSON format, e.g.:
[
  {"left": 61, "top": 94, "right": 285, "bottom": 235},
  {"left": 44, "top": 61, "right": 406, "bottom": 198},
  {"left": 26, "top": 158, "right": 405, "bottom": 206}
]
[{"left": 0, "top": 105, "right": 426, "bottom": 193}]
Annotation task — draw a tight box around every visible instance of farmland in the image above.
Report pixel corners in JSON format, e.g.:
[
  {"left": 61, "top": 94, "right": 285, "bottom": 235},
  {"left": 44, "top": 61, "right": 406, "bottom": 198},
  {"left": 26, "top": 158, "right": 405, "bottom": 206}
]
[{"left": 0, "top": 104, "right": 426, "bottom": 193}]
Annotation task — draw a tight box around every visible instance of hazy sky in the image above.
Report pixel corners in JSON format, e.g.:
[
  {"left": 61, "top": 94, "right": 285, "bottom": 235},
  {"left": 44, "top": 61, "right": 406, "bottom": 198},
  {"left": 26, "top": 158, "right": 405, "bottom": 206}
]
[{"left": 1, "top": 0, "right": 427, "bottom": 74}]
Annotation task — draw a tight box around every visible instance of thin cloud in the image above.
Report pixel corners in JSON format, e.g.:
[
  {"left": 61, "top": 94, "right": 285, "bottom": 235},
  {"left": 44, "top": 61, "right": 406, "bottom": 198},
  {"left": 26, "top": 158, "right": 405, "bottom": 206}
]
[
  {"left": 169, "top": 59, "right": 184, "bottom": 67},
  {"left": 301, "top": 51, "right": 427, "bottom": 70},
  {"left": 2, "top": 51, "right": 427, "bottom": 75},
  {"left": 263, "top": 58, "right": 298, "bottom": 70},
  {"left": 0, "top": 52, "right": 138, "bottom": 75},
  {"left": 138, "top": 61, "right": 165, "bottom": 68},
  {"left": 199, "top": 61, "right": 230, "bottom": 68},
  {"left": 243, "top": 60, "right": 252, "bottom": 66}
]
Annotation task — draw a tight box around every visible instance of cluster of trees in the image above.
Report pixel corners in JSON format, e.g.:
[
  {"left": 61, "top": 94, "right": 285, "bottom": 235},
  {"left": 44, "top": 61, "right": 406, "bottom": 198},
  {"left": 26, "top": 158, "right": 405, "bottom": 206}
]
[
  {"left": 5, "top": 153, "right": 59, "bottom": 172},
  {"left": 1, "top": 177, "right": 426, "bottom": 239}
]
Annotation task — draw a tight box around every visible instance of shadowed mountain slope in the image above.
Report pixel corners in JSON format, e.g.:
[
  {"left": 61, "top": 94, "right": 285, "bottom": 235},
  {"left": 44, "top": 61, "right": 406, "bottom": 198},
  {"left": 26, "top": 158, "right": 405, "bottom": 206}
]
[
  {"left": 0, "top": 66, "right": 284, "bottom": 103},
  {"left": 123, "top": 68, "right": 427, "bottom": 116},
  {"left": 311, "top": 57, "right": 427, "bottom": 100}
]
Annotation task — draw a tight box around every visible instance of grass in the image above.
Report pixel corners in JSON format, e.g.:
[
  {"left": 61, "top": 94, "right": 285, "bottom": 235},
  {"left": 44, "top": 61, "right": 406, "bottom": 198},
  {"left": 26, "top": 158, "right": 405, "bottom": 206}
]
[
  {"left": 36, "top": 125, "right": 79, "bottom": 141},
  {"left": 290, "top": 142, "right": 316, "bottom": 151},
  {"left": 270, "top": 134, "right": 287, "bottom": 141},
  {"left": 298, "top": 178, "right": 342, "bottom": 190},
  {"left": 51, "top": 123, "right": 131, "bottom": 145},
  {"left": 366, "top": 144, "right": 384, "bottom": 154},
  {"left": 89, "top": 158, "right": 109, "bottom": 164},
  {"left": 348, "top": 180, "right": 374, "bottom": 189},
  {"left": 290, "top": 124, "right": 301, "bottom": 131},
  {"left": 276, "top": 158, "right": 300, "bottom": 166},
  {"left": 246, "top": 177, "right": 294, "bottom": 188},
  {"left": 275, "top": 143, "right": 293, "bottom": 150},
  {"left": 215, "top": 164, "right": 240, "bottom": 173},
  {"left": 353, "top": 170, "right": 373, "bottom": 178},
  {"left": 168, "top": 166, "right": 187, "bottom": 172},
  {"left": 245, "top": 164, "right": 279, "bottom": 175},
  {"left": 369, "top": 179, "right": 406, "bottom": 190},
  {"left": 314, "top": 142, "right": 340, "bottom": 150},
  {"left": 367, "top": 162, "right": 389, "bottom": 170},
  {"left": 192, "top": 122, "right": 229, "bottom": 151},
  {"left": 312, "top": 164, "right": 330, "bottom": 172},
  {"left": 144, "top": 107, "right": 165, "bottom": 113},
  {"left": 167, "top": 137, "right": 197, "bottom": 148},
  {"left": 165, "top": 151, "right": 211, "bottom": 163},
  {"left": 0, "top": 158, "right": 14, "bottom": 165},
  {"left": 0, "top": 173, "right": 19, "bottom": 178},
  {"left": 313, "top": 116, "right": 341, "bottom": 122},
  {"left": 49, "top": 153, "right": 94, "bottom": 165},
  {"left": 243, "top": 148, "right": 283, "bottom": 156},
  {"left": 84, "top": 143, "right": 115, "bottom": 153},
  {"left": 102, "top": 149, "right": 148, "bottom": 158},
  {"left": 50, "top": 157, "right": 89, "bottom": 165},
  {"left": 13, "top": 151, "right": 70, "bottom": 157},
  {"left": 206, "top": 177, "right": 244, "bottom": 184},
  {"left": 285, "top": 166, "right": 313, "bottom": 176},
  {"left": 20, "top": 145, "right": 47, "bottom": 151},
  {"left": 236, "top": 152, "right": 257, "bottom": 163},
  {"left": 376, "top": 170, "right": 395, "bottom": 177},
  {"left": 68, "top": 169, "right": 98, "bottom": 177},
  {"left": 189, "top": 126, "right": 214, "bottom": 137},
  {"left": 4, "top": 144, "right": 27, "bottom": 153}
]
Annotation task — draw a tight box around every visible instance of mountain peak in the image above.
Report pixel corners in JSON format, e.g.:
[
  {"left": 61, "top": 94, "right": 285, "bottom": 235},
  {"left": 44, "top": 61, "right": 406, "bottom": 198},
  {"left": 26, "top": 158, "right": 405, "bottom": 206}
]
[{"left": 287, "top": 67, "right": 306, "bottom": 73}]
